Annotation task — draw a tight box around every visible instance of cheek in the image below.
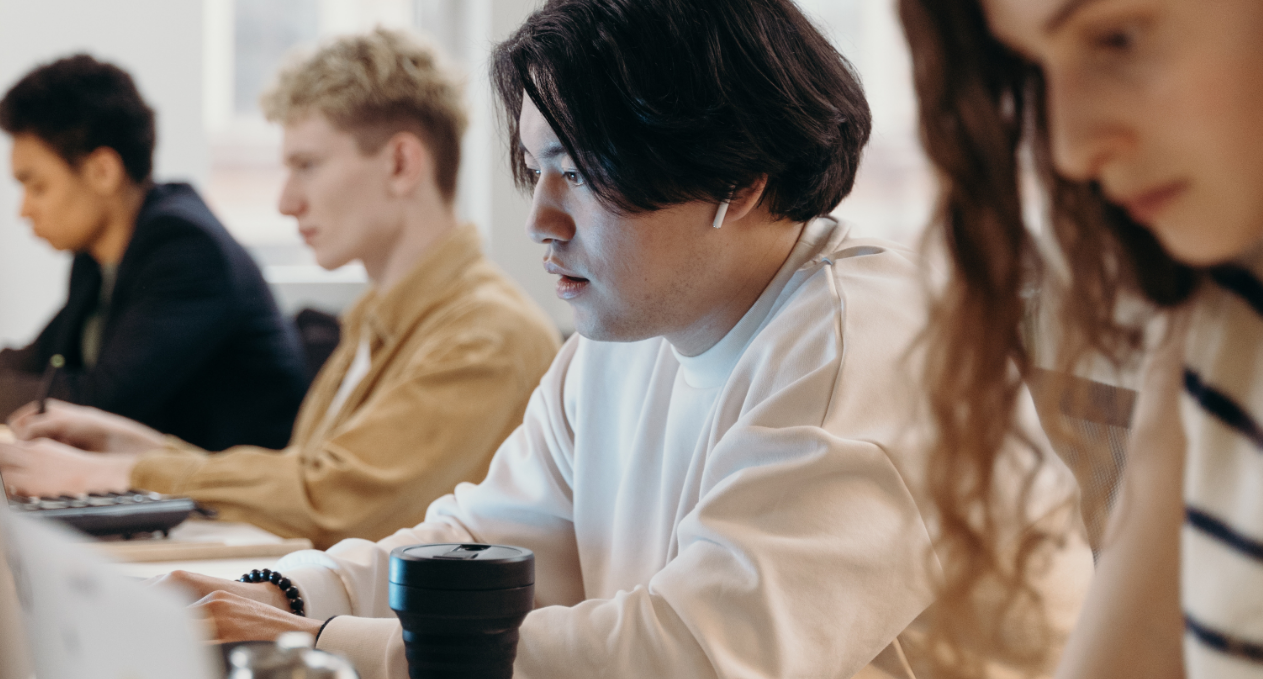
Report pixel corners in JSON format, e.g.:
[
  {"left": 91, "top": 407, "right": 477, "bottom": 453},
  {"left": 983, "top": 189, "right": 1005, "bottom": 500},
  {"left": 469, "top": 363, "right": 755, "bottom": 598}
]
[
  {"left": 38, "top": 194, "right": 94, "bottom": 244},
  {"left": 1159, "top": 42, "right": 1263, "bottom": 259},
  {"left": 580, "top": 218, "right": 642, "bottom": 293}
]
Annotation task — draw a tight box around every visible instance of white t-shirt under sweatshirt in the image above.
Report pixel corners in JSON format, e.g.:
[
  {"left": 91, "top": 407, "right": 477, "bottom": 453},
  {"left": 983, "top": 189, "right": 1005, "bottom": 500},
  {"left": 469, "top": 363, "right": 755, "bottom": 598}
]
[{"left": 276, "top": 217, "right": 1029, "bottom": 678}]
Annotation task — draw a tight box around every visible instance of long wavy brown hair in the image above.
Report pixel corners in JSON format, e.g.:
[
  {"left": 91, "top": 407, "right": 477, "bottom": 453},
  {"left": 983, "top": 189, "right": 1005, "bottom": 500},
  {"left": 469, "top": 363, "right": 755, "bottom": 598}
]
[{"left": 896, "top": 1, "right": 1198, "bottom": 676}]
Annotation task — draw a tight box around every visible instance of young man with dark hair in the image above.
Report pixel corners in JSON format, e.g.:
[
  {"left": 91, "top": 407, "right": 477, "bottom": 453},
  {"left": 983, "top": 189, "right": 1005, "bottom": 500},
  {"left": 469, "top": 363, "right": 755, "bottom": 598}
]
[
  {"left": 0, "top": 54, "right": 308, "bottom": 450},
  {"left": 143, "top": 2, "right": 1087, "bottom": 677}
]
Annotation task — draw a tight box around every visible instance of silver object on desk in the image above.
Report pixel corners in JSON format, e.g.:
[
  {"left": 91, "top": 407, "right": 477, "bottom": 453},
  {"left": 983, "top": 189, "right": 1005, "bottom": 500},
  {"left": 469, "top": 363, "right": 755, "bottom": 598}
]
[{"left": 226, "top": 631, "right": 358, "bottom": 679}]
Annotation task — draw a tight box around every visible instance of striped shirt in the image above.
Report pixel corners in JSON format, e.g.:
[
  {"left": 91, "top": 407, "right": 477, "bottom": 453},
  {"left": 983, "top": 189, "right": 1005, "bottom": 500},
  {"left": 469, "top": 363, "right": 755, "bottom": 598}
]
[{"left": 1182, "top": 248, "right": 1263, "bottom": 677}]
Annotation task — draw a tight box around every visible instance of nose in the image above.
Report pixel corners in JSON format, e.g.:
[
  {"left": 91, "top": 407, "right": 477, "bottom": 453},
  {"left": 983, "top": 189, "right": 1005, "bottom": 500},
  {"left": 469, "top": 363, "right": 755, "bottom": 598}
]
[
  {"left": 525, "top": 176, "right": 576, "bottom": 245},
  {"left": 277, "top": 174, "right": 305, "bottom": 218},
  {"left": 1046, "top": 67, "right": 1133, "bottom": 182}
]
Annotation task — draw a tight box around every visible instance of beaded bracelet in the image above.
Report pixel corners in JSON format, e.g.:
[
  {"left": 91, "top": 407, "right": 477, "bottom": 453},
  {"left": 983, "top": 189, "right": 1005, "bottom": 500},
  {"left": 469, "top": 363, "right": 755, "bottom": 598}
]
[{"left": 239, "top": 568, "right": 306, "bottom": 617}]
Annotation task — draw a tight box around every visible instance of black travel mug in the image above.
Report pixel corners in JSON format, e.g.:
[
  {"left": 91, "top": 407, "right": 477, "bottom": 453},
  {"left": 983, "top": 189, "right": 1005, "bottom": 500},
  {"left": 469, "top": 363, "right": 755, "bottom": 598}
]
[{"left": 388, "top": 543, "right": 535, "bottom": 679}]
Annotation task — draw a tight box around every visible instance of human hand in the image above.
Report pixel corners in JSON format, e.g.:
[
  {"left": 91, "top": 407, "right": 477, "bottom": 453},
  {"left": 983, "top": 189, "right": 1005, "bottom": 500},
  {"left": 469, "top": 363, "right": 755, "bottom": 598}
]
[
  {"left": 0, "top": 438, "right": 137, "bottom": 496},
  {"left": 191, "top": 590, "right": 322, "bottom": 643},
  {"left": 146, "top": 570, "right": 292, "bottom": 611},
  {"left": 148, "top": 571, "right": 319, "bottom": 643},
  {"left": 8, "top": 399, "right": 166, "bottom": 454}
]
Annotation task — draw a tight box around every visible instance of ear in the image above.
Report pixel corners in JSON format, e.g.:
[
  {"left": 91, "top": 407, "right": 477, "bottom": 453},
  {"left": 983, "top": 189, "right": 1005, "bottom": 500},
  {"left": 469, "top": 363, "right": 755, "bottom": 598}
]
[
  {"left": 80, "top": 147, "right": 129, "bottom": 197},
  {"left": 385, "top": 131, "right": 433, "bottom": 198},
  {"left": 717, "top": 175, "right": 769, "bottom": 226}
]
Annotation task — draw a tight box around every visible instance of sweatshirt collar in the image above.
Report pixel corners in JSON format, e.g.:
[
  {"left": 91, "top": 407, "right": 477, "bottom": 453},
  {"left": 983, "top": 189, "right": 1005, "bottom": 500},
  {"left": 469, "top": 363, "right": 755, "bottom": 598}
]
[{"left": 673, "top": 217, "right": 846, "bottom": 389}]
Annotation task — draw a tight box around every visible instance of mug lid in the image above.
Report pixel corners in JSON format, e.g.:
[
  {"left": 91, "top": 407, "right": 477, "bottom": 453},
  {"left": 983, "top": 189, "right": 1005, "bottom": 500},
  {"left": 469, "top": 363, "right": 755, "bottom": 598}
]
[{"left": 389, "top": 543, "right": 534, "bottom": 590}]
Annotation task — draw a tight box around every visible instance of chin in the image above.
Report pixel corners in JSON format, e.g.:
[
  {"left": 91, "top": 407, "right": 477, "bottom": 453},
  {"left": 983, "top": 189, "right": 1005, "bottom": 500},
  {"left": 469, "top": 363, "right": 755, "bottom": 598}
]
[
  {"left": 313, "top": 251, "right": 353, "bottom": 272},
  {"left": 572, "top": 314, "right": 658, "bottom": 344},
  {"left": 1151, "top": 216, "right": 1263, "bottom": 268}
]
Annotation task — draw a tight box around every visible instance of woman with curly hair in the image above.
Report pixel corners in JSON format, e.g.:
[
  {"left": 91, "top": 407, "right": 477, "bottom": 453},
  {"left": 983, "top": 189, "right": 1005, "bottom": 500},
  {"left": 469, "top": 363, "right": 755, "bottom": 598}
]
[{"left": 898, "top": 1, "right": 1263, "bottom": 678}]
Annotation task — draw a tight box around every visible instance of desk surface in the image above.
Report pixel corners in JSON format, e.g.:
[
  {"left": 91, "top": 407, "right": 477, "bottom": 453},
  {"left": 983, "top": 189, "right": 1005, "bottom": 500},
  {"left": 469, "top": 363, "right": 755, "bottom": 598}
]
[
  {"left": 117, "top": 555, "right": 281, "bottom": 581},
  {"left": 102, "top": 520, "right": 309, "bottom": 580}
]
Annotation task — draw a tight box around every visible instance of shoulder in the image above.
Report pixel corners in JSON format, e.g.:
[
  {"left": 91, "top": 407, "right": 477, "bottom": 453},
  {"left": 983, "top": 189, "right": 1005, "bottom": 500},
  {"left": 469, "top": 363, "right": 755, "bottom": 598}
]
[
  {"left": 125, "top": 183, "right": 266, "bottom": 289},
  {"left": 718, "top": 236, "right": 928, "bottom": 445},
  {"left": 133, "top": 183, "right": 221, "bottom": 243},
  {"left": 744, "top": 237, "right": 924, "bottom": 374},
  {"left": 825, "top": 237, "right": 923, "bottom": 311},
  {"left": 427, "top": 256, "right": 562, "bottom": 354},
  {"left": 130, "top": 184, "right": 244, "bottom": 263}
]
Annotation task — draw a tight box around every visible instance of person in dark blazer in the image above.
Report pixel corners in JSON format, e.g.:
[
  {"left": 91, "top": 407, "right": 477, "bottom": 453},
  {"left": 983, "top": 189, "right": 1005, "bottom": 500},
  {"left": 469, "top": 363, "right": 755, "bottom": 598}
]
[{"left": 0, "top": 54, "right": 307, "bottom": 451}]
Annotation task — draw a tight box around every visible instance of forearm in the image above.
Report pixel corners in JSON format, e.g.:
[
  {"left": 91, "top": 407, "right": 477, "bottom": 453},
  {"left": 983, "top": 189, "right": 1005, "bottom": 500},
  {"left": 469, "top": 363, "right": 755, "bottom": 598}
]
[{"left": 132, "top": 444, "right": 341, "bottom": 544}]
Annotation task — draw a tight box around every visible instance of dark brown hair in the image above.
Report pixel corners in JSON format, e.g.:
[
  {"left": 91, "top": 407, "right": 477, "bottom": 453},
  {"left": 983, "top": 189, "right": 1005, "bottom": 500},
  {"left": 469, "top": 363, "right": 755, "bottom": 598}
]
[
  {"left": 897, "top": 0, "right": 1197, "bottom": 675},
  {"left": 0, "top": 54, "right": 156, "bottom": 183},
  {"left": 491, "top": 0, "right": 871, "bottom": 222}
]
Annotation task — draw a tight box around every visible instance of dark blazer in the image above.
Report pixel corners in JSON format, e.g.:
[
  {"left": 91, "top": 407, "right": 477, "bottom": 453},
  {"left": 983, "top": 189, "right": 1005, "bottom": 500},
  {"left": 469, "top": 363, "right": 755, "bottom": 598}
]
[{"left": 0, "top": 183, "right": 308, "bottom": 450}]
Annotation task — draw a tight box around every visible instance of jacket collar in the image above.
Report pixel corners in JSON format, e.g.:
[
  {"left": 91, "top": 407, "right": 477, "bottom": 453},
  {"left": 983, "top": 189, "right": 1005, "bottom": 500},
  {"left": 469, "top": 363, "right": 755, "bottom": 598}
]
[{"left": 355, "top": 223, "right": 485, "bottom": 345}]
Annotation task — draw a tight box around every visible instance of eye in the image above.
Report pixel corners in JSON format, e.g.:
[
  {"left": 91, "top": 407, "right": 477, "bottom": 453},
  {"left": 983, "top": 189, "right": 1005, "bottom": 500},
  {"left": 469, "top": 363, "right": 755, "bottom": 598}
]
[
  {"left": 523, "top": 165, "right": 541, "bottom": 186},
  {"left": 563, "top": 170, "right": 585, "bottom": 187},
  {"left": 1087, "top": 19, "right": 1147, "bottom": 56}
]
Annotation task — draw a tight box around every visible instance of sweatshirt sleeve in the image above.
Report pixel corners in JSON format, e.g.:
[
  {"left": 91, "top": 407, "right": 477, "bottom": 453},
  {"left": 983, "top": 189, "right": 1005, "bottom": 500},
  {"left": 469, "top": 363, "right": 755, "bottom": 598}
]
[{"left": 130, "top": 323, "right": 555, "bottom": 549}]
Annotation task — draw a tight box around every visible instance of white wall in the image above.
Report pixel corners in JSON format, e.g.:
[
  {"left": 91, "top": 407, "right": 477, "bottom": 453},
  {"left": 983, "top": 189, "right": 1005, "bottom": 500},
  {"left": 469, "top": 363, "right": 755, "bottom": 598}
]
[{"left": 0, "top": 0, "right": 207, "bottom": 346}]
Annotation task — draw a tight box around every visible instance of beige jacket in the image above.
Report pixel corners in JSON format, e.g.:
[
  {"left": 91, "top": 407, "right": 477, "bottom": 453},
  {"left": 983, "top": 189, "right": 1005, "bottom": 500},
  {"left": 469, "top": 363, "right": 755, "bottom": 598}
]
[{"left": 131, "top": 224, "right": 561, "bottom": 548}]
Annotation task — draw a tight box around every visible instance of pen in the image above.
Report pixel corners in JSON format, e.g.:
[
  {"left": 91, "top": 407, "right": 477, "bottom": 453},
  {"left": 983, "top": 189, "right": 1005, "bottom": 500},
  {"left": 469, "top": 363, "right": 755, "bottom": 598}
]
[{"left": 37, "top": 354, "right": 65, "bottom": 415}]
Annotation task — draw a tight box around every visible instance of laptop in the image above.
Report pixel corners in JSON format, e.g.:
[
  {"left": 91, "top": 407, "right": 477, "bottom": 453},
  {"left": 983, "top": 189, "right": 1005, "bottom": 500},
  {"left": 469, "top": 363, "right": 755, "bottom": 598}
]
[{"left": 0, "top": 493, "right": 219, "bottom": 678}]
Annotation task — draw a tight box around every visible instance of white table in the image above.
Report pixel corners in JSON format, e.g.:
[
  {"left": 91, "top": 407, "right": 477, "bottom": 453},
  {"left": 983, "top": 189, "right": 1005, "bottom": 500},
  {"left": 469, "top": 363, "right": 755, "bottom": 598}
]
[{"left": 101, "top": 520, "right": 309, "bottom": 580}]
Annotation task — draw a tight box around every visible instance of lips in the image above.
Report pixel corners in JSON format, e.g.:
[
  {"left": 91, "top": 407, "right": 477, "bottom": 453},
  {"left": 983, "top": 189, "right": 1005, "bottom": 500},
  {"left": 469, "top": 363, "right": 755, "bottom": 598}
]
[
  {"left": 544, "top": 259, "right": 590, "bottom": 300},
  {"left": 1115, "top": 181, "right": 1188, "bottom": 225}
]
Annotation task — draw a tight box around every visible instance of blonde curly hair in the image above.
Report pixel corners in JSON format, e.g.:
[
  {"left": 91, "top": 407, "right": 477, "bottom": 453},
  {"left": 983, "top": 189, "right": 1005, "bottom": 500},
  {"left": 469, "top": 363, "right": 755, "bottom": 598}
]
[{"left": 262, "top": 27, "right": 468, "bottom": 202}]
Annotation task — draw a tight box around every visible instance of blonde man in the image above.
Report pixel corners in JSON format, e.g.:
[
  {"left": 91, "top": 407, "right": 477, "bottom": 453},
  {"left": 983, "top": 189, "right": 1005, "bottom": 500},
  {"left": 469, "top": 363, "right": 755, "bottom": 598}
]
[{"left": 1, "top": 29, "right": 561, "bottom": 549}]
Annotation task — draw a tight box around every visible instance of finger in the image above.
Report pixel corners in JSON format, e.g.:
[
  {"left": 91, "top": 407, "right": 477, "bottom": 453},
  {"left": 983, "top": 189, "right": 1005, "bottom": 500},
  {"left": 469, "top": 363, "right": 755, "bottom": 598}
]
[
  {"left": 17, "top": 418, "right": 71, "bottom": 443},
  {"left": 194, "top": 610, "right": 219, "bottom": 643},
  {"left": 1, "top": 468, "right": 41, "bottom": 497},
  {"left": 7, "top": 401, "right": 39, "bottom": 430},
  {"left": 149, "top": 570, "right": 242, "bottom": 602},
  {"left": 0, "top": 440, "right": 32, "bottom": 466}
]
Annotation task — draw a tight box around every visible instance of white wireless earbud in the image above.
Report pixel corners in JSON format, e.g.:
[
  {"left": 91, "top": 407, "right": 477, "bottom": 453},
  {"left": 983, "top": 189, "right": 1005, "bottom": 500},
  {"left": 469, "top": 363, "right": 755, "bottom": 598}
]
[{"left": 711, "top": 199, "right": 730, "bottom": 229}]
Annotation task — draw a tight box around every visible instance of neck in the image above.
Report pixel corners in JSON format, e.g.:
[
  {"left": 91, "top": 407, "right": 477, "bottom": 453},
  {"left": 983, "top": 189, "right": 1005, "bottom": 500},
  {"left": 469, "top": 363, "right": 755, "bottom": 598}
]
[
  {"left": 668, "top": 219, "right": 805, "bottom": 357},
  {"left": 89, "top": 182, "right": 148, "bottom": 265},
  {"left": 366, "top": 201, "right": 460, "bottom": 292}
]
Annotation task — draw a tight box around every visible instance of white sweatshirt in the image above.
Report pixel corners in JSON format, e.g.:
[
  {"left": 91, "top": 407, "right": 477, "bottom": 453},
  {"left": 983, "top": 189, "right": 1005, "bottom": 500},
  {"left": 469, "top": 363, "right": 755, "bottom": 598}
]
[{"left": 278, "top": 218, "right": 981, "bottom": 678}]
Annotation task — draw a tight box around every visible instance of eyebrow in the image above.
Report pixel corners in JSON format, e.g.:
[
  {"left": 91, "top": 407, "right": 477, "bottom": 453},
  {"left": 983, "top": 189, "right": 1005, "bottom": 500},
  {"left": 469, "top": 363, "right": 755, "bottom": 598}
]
[
  {"left": 521, "top": 141, "right": 568, "bottom": 162},
  {"left": 1044, "top": 0, "right": 1105, "bottom": 33}
]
